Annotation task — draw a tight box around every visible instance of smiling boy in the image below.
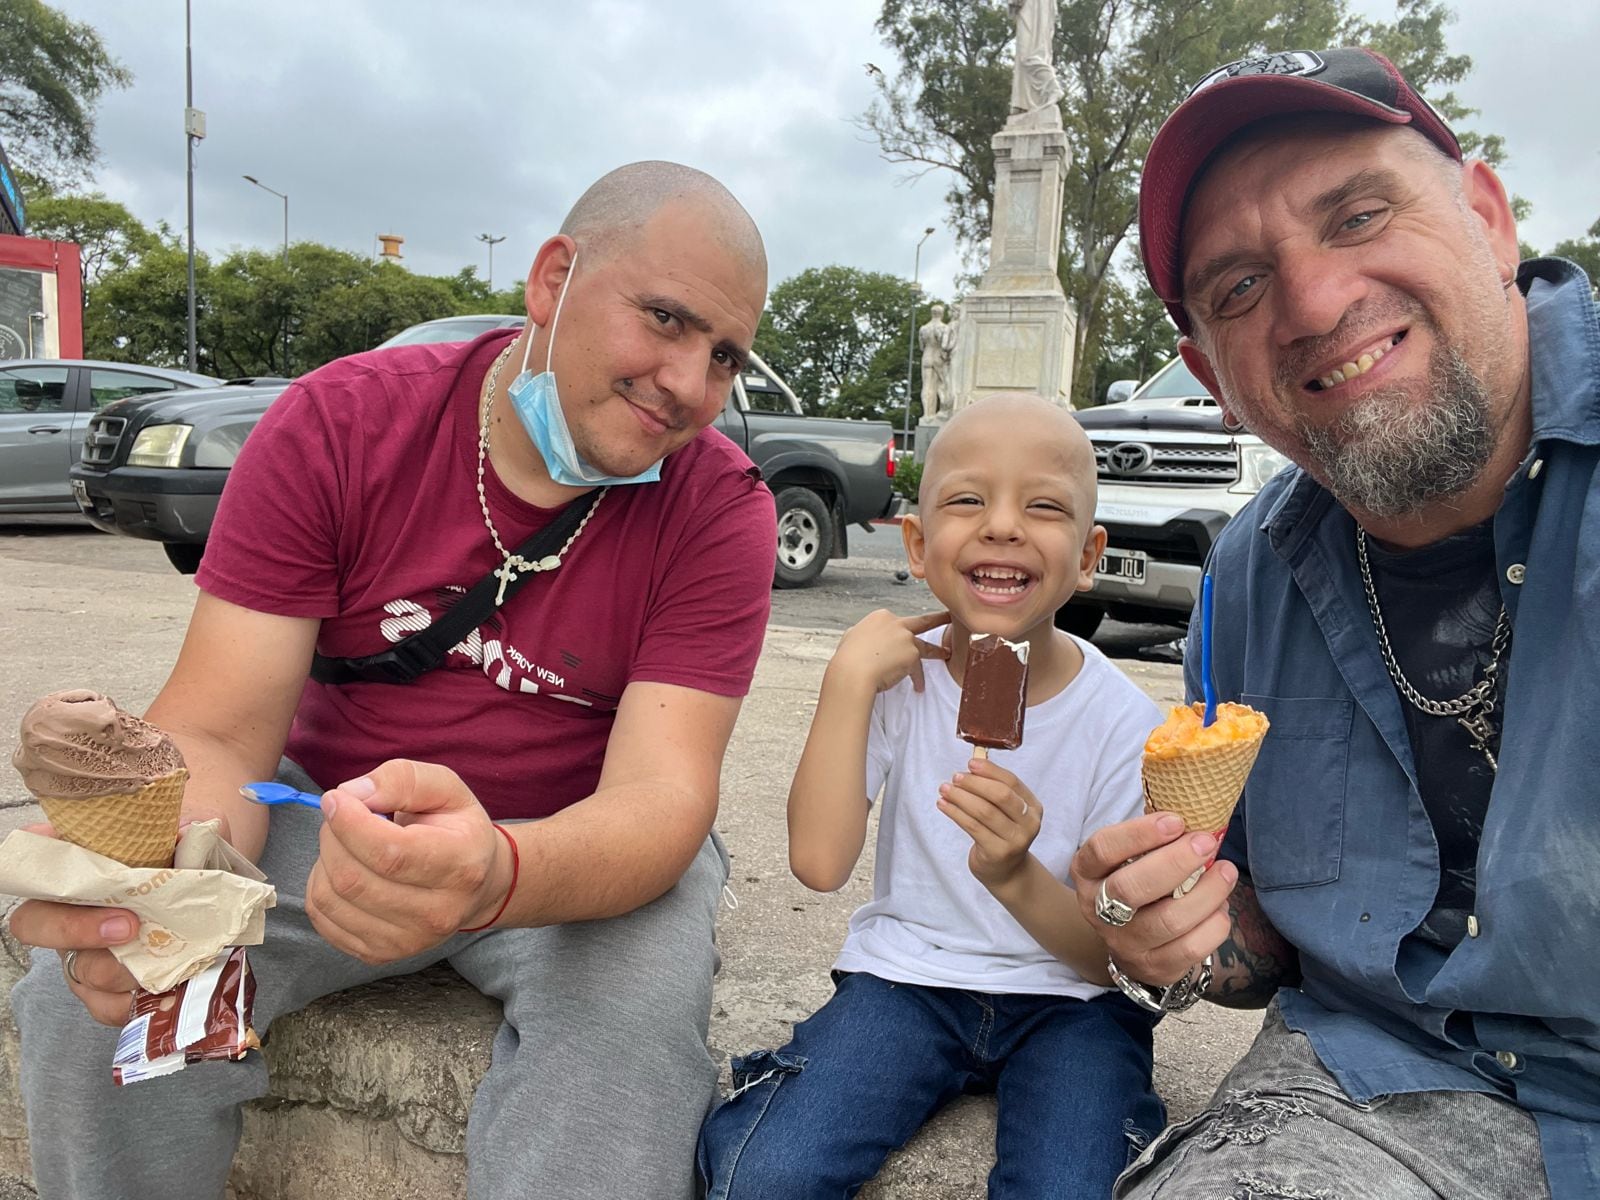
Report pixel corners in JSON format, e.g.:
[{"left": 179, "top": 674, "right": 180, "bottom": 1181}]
[{"left": 698, "top": 393, "right": 1166, "bottom": 1199}]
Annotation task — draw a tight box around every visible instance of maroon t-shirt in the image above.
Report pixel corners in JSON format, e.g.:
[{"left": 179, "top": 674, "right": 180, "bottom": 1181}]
[{"left": 195, "top": 331, "right": 776, "bottom": 819}]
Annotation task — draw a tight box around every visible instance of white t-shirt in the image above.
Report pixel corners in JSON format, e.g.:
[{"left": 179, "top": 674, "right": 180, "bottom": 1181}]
[{"left": 833, "top": 635, "right": 1160, "bottom": 998}]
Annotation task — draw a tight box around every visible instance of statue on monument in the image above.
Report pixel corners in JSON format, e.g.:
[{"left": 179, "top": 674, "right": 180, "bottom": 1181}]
[
  {"left": 1008, "top": 0, "right": 1063, "bottom": 124},
  {"left": 917, "top": 303, "right": 956, "bottom": 422}
]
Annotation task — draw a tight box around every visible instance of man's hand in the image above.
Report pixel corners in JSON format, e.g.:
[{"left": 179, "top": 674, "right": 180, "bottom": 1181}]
[
  {"left": 5, "top": 810, "right": 236, "bottom": 1027},
  {"left": 306, "top": 760, "right": 513, "bottom": 965},
  {"left": 1069, "top": 811, "right": 1237, "bottom": 987},
  {"left": 937, "top": 757, "right": 1041, "bottom": 889},
  {"left": 827, "top": 609, "right": 951, "bottom": 695},
  {"left": 8, "top": 898, "right": 140, "bottom": 1026}
]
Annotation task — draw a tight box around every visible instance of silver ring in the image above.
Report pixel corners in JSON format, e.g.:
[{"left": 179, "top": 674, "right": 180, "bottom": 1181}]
[
  {"left": 1021, "top": 801, "right": 1030, "bottom": 817},
  {"left": 63, "top": 949, "right": 83, "bottom": 987},
  {"left": 1095, "top": 879, "right": 1137, "bottom": 928}
]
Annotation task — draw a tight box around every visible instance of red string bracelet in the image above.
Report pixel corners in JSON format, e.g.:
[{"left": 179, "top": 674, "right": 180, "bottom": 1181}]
[{"left": 460, "top": 823, "right": 520, "bottom": 933}]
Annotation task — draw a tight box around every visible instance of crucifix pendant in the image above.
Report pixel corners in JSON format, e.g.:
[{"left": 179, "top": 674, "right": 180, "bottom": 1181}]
[
  {"left": 493, "top": 553, "right": 563, "bottom": 606},
  {"left": 493, "top": 560, "right": 519, "bottom": 607},
  {"left": 1457, "top": 709, "right": 1499, "bottom": 774},
  {"left": 492, "top": 560, "right": 524, "bottom": 604}
]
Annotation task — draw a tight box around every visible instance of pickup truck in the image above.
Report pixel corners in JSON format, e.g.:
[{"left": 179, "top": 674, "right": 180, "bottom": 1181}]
[
  {"left": 1059, "top": 357, "right": 1292, "bottom": 637},
  {"left": 69, "top": 333, "right": 896, "bottom": 588}
]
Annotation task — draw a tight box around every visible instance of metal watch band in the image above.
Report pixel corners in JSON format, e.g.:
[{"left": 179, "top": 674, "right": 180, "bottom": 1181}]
[{"left": 1108, "top": 955, "right": 1213, "bottom": 1014}]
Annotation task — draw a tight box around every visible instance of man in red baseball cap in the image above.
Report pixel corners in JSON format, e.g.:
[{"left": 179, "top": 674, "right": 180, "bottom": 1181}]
[{"left": 1070, "top": 47, "right": 1600, "bottom": 1200}]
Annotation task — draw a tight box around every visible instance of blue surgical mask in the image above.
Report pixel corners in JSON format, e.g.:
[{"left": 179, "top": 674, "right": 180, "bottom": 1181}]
[{"left": 507, "top": 250, "right": 663, "bottom": 487}]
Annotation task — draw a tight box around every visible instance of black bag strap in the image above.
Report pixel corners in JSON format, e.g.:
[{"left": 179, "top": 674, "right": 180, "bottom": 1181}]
[{"left": 310, "top": 489, "right": 602, "bottom": 686}]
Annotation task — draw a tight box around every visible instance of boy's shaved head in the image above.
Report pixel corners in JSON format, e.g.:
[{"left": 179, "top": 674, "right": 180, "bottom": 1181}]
[
  {"left": 902, "top": 392, "right": 1105, "bottom": 646},
  {"left": 921, "top": 393, "right": 1097, "bottom": 515}
]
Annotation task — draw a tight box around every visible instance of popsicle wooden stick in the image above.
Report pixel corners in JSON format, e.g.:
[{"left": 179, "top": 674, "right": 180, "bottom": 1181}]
[{"left": 972, "top": 746, "right": 990, "bottom": 761}]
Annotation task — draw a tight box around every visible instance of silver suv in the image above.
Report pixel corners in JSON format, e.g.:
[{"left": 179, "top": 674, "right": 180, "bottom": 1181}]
[{"left": 1058, "top": 358, "right": 1291, "bottom": 637}]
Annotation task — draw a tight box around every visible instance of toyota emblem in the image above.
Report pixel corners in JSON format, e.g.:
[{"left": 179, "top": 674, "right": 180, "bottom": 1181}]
[{"left": 1105, "top": 442, "right": 1154, "bottom": 476}]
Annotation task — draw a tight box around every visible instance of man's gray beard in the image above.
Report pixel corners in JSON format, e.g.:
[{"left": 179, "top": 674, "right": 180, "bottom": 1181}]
[{"left": 1299, "top": 346, "right": 1495, "bottom": 519}]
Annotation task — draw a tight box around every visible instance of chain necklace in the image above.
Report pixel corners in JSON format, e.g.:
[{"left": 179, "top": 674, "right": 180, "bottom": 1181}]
[
  {"left": 477, "top": 343, "right": 606, "bottom": 606},
  {"left": 1356, "top": 528, "right": 1511, "bottom": 772}
]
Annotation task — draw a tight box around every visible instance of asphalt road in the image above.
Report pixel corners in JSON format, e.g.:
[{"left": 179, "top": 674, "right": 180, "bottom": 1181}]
[{"left": 0, "top": 517, "right": 1188, "bottom": 659}]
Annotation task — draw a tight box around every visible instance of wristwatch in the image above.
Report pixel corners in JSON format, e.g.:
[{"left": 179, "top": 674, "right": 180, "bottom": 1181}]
[{"left": 1108, "top": 955, "right": 1212, "bottom": 1014}]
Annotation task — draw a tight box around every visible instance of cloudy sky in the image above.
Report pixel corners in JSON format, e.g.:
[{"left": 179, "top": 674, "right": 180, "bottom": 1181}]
[{"left": 52, "top": 0, "right": 1600, "bottom": 306}]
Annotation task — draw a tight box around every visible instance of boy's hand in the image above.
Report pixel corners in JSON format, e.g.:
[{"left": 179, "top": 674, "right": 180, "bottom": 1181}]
[
  {"left": 828, "top": 609, "right": 951, "bottom": 695},
  {"left": 937, "top": 757, "right": 1041, "bottom": 889}
]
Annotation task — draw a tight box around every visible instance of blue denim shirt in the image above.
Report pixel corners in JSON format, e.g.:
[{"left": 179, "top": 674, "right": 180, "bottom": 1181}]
[{"left": 1188, "top": 259, "right": 1600, "bottom": 1198}]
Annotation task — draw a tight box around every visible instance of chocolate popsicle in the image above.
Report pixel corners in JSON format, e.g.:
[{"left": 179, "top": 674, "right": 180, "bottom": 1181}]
[{"left": 956, "top": 634, "right": 1030, "bottom": 758}]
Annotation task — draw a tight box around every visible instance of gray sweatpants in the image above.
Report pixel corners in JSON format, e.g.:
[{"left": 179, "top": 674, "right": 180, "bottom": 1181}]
[
  {"left": 1115, "top": 1001, "right": 1552, "bottom": 1200},
  {"left": 12, "top": 762, "right": 729, "bottom": 1200}
]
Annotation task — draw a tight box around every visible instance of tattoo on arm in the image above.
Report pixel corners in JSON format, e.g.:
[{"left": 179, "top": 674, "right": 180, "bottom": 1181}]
[{"left": 1209, "top": 878, "right": 1300, "bottom": 1009}]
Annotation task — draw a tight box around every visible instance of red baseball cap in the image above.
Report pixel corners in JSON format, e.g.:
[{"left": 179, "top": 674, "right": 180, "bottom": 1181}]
[{"left": 1139, "top": 48, "right": 1461, "bottom": 335}]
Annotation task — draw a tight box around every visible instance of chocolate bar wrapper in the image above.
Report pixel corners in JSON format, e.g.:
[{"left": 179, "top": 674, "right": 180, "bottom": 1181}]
[{"left": 112, "top": 945, "right": 260, "bottom": 1086}]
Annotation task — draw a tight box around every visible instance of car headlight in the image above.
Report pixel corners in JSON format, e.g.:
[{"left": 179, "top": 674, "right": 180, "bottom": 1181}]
[
  {"left": 126, "top": 424, "right": 193, "bottom": 468},
  {"left": 1231, "top": 442, "right": 1293, "bottom": 494}
]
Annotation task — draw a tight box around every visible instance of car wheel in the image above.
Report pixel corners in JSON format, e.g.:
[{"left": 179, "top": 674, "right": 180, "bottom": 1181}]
[
  {"left": 773, "top": 487, "right": 833, "bottom": 589},
  {"left": 163, "top": 543, "right": 205, "bottom": 575},
  {"left": 1053, "top": 602, "right": 1105, "bottom": 639}
]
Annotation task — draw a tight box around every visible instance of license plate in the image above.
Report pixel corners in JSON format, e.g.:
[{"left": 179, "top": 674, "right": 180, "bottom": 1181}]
[
  {"left": 71, "top": 479, "right": 90, "bottom": 508},
  {"left": 1096, "top": 547, "right": 1147, "bottom": 584}
]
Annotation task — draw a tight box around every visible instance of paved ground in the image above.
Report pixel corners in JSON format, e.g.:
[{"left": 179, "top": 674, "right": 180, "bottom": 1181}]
[{"left": 0, "top": 520, "right": 1261, "bottom": 1195}]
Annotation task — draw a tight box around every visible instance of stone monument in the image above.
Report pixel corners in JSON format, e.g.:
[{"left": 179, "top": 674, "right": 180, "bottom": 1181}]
[
  {"left": 917, "top": 303, "right": 956, "bottom": 422},
  {"left": 944, "top": 0, "right": 1075, "bottom": 415},
  {"left": 1009, "top": 0, "right": 1065, "bottom": 125}
]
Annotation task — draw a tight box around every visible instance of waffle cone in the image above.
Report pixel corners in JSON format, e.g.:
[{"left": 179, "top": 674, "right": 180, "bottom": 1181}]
[
  {"left": 1142, "top": 732, "right": 1265, "bottom": 835},
  {"left": 37, "top": 769, "right": 187, "bottom": 868}
]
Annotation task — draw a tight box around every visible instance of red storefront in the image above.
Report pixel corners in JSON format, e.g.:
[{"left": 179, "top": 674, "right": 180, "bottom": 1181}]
[
  {"left": 0, "top": 235, "right": 83, "bottom": 360},
  {"left": 0, "top": 140, "right": 83, "bottom": 360}
]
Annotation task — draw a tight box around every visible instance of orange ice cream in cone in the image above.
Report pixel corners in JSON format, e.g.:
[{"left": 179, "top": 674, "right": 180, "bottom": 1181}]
[
  {"left": 13, "top": 690, "right": 187, "bottom": 869},
  {"left": 1142, "top": 701, "right": 1269, "bottom": 839}
]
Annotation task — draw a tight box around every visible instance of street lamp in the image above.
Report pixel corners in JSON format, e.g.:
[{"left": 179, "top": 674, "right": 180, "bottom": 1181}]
[
  {"left": 902, "top": 226, "right": 937, "bottom": 449},
  {"left": 183, "top": 0, "right": 203, "bottom": 373},
  {"left": 243, "top": 175, "right": 290, "bottom": 374},
  {"left": 477, "top": 233, "right": 506, "bottom": 291}
]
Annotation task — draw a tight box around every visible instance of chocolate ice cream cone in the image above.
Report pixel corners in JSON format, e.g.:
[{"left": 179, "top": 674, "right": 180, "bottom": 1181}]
[{"left": 38, "top": 768, "right": 187, "bottom": 868}]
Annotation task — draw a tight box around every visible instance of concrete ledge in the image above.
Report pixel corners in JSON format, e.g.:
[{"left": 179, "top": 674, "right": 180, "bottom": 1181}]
[
  {"left": 234, "top": 967, "right": 497, "bottom": 1199},
  {"left": 0, "top": 905, "right": 1260, "bottom": 1200}
]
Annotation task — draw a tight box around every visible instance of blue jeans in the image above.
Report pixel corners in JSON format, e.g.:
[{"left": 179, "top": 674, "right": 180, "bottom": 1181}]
[{"left": 698, "top": 971, "right": 1164, "bottom": 1199}]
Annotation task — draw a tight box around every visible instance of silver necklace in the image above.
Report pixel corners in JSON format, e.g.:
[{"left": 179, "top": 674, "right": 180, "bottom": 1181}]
[
  {"left": 1356, "top": 528, "right": 1510, "bottom": 772},
  {"left": 477, "top": 343, "right": 606, "bottom": 606}
]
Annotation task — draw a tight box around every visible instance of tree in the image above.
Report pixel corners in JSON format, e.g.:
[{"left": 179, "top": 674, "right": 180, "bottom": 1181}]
[
  {"left": 291, "top": 253, "right": 468, "bottom": 371},
  {"left": 863, "top": 0, "right": 1501, "bottom": 405},
  {"left": 85, "top": 242, "right": 203, "bottom": 369},
  {"left": 84, "top": 240, "right": 479, "bottom": 378},
  {"left": 1091, "top": 274, "right": 1178, "bottom": 402},
  {"left": 23, "top": 188, "right": 160, "bottom": 301},
  {"left": 754, "top": 265, "right": 935, "bottom": 423},
  {"left": 0, "top": 1, "right": 130, "bottom": 189},
  {"left": 445, "top": 266, "right": 527, "bottom": 318},
  {"left": 1551, "top": 217, "right": 1600, "bottom": 295}
]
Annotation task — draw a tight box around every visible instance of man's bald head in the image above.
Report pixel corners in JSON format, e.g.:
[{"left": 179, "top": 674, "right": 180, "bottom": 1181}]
[
  {"left": 559, "top": 160, "right": 767, "bottom": 281},
  {"left": 921, "top": 393, "right": 1097, "bottom": 516}
]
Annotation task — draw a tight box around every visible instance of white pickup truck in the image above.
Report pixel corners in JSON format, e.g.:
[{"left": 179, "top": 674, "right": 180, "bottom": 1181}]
[{"left": 1058, "top": 358, "right": 1292, "bottom": 637}]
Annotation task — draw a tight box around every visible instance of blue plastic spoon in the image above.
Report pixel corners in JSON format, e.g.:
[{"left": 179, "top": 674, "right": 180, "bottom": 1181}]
[
  {"left": 1200, "top": 572, "right": 1218, "bottom": 727},
  {"left": 239, "top": 782, "right": 323, "bottom": 811}
]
